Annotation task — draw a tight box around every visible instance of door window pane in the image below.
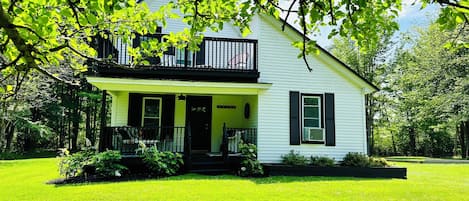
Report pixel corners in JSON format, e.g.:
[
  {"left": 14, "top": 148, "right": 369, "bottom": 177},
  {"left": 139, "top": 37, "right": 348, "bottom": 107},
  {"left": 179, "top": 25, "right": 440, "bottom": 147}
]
[
  {"left": 143, "top": 118, "right": 160, "bottom": 127},
  {"left": 144, "top": 99, "right": 160, "bottom": 117}
]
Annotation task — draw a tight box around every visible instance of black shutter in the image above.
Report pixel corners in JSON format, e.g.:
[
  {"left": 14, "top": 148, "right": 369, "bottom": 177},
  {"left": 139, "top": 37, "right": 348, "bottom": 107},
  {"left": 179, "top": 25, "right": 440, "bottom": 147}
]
[
  {"left": 128, "top": 93, "right": 143, "bottom": 127},
  {"left": 290, "top": 91, "right": 301, "bottom": 145},
  {"left": 161, "top": 95, "right": 175, "bottom": 127},
  {"left": 160, "top": 95, "right": 176, "bottom": 140},
  {"left": 196, "top": 40, "right": 205, "bottom": 65},
  {"left": 132, "top": 35, "right": 141, "bottom": 48},
  {"left": 325, "top": 93, "right": 336, "bottom": 146}
]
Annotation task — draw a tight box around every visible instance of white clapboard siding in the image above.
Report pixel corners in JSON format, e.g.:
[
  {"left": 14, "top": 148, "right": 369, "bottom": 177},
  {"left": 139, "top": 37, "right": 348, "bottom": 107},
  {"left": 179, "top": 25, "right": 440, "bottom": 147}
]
[
  {"left": 144, "top": 0, "right": 258, "bottom": 39},
  {"left": 256, "top": 15, "right": 367, "bottom": 163}
]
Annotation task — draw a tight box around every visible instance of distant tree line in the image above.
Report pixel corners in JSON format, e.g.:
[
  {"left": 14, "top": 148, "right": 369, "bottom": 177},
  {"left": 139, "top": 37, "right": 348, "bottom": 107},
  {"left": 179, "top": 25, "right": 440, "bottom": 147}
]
[
  {"left": 0, "top": 71, "right": 107, "bottom": 153},
  {"left": 331, "top": 22, "right": 469, "bottom": 158}
]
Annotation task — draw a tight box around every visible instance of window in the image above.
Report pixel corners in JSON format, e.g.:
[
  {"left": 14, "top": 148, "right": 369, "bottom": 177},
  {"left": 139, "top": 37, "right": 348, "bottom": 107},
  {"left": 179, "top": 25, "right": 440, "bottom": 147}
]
[
  {"left": 302, "top": 96, "right": 324, "bottom": 142},
  {"left": 176, "top": 48, "right": 193, "bottom": 66},
  {"left": 141, "top": 97, "right": 162, "bottom": 127}
]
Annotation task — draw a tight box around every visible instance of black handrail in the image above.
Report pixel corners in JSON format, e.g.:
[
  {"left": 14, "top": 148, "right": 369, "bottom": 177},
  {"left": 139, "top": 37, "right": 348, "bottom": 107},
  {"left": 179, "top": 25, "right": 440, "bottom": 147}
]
[
  {"left": 184, "top": 122, "right": 192, "bottom": 170},
  {"left": 221, "top": 123, "right": 257, "bottom": 158},
  {"left": 222, "top": 123, "right": 229, "bottom": 160}
]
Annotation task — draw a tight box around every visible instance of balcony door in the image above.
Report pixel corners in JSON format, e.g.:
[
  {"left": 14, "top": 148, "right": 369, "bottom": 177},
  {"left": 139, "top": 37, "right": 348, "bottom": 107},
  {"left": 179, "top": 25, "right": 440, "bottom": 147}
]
[{"left": 186, "top": 96, "right": 212, "bottom": 152}]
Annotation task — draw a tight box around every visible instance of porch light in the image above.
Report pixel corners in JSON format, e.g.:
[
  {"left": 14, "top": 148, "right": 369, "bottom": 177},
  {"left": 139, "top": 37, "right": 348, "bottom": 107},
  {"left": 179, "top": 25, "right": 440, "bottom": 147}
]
[{"left": 178, "top": 94, "right": 186, "bottom": 100}]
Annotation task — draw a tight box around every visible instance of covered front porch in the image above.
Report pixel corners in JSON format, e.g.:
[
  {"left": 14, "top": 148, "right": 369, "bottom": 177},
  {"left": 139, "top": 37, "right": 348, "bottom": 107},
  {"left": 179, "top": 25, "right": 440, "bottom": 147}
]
[{"left": 87, "top": 77, "right": 270, "bottom": 164}]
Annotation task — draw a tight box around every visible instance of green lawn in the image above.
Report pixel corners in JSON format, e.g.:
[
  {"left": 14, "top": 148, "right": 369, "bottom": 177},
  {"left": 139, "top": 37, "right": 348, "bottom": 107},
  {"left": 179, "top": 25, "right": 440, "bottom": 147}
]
[{"left": 1, "top": 158, "right": 468, "bottom": 201}]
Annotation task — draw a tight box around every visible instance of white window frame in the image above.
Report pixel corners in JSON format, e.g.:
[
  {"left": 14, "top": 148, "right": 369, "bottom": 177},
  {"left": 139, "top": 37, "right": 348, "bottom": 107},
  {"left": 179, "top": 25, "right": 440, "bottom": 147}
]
[
  {"left": 141, "top": 97, "right": 162, "bottom": 128},
  {"left": 302, "top": 95, "right": 325, "bottom": 142}
]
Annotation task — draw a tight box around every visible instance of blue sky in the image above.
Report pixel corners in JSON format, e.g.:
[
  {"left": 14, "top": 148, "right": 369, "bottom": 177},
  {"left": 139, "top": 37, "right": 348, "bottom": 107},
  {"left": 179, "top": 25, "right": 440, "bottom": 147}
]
[{"left": 279, "top": 0, "right": 440, "bottom": 48}]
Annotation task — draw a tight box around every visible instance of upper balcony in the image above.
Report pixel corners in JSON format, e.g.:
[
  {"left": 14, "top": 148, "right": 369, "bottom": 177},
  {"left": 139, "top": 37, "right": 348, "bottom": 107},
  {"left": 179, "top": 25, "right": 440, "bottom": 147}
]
[{"left": 88, "top": 32, "right": 259, "bottom": 83}]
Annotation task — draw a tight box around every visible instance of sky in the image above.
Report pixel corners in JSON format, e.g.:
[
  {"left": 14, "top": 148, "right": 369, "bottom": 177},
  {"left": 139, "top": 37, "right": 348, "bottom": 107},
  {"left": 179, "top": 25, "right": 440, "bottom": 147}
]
[{"left": 278, "top": 0, "right": 440, "bottom": 48}]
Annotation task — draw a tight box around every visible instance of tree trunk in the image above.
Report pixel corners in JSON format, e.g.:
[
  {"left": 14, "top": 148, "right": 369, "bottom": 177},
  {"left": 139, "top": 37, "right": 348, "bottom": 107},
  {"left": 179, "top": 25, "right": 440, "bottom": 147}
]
[
  {"left": 98, "top": 90, "right": 107, "bottom": 152},
  {"left": 71, "top": 87, "right": 80, "bottom": 151},
  {"left": 466, "top": 121, "right": 469, "bottom": 159},
  {"left": 458, "top": 122, "right": 466, "bottom": 159},
  {"left": 409, "top": 126, "right": 417, "bottom": 156},
  {"left": 4, "top": 121, "right": 15, "bottom": 152},
  {"left": 391, "top": 130, "right": 397, "bottom": 155},
  {"left": 365, "top": 95, "right": 375, "bottom": 156},
  {"left": 85, "top": 84, "right": 94, "bottom": 146}
]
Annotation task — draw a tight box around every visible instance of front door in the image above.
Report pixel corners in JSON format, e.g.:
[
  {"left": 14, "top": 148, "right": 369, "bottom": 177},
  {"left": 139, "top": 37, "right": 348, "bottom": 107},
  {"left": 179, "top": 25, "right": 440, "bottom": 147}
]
[{"left": 186, "top": 96, "right": 212, "bottom": 151}]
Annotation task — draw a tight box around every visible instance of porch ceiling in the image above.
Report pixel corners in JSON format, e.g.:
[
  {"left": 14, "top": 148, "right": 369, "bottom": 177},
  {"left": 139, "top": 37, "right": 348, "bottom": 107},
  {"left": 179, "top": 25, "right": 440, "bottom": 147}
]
[{"left": 86, "top": 77, "right": 272, "bottom": 95}]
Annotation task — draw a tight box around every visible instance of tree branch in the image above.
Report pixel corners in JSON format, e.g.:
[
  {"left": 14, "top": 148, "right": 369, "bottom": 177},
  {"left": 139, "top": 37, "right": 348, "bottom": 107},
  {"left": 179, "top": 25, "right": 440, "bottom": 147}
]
[
  {"left": 299, "top": 0, "right": 312, "bottom": 72},
  {"left": 1, "top": 53, "right": 22, "bottom": 68},
  {"left": 9, "top": 24, "right": 46, "bottom": 41},
  {"left": 33, "top": 65, "right": 79, "bottom": 86},
  {"left": 282, "top": 0, "right": 298, "bottom": 31},
  {"left": 437, "top": 0, "right": 469, "bottom": 11}
]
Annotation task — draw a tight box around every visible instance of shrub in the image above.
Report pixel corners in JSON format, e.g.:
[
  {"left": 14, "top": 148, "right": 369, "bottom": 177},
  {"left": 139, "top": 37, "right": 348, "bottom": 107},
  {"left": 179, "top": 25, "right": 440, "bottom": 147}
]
[
  {"left": 341, "top": 152, "right": 370, "bottom": 167},
  {"left": 139, "top": 145, "right": 184, "bottom": 176},
  {"left": 310, "top": 156, "right": 335, "bottom": 167},
  {"left": 238, "top": 142, "right": 264, "bottom": 177},
  {"left": 59, "top": 149, "right": 94, "bottom": 178},
  {"left": 369, "top": 157, "right": 390, "bottom": 167},
  {"left": 341, "top": 152, "right": 392, "bottom": 168},
  {"left": 92, "top": 150, "right": 127, "bottom": 177},
  {"left": 281, "top": 150, "right": 308, "bottom": 166},
  {"left": 58, "top": 149, "right": 126, "bottom": 178}
]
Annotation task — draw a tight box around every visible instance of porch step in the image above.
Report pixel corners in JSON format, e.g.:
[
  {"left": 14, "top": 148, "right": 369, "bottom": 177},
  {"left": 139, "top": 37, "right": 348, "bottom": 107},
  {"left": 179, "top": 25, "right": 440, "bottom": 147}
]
[
  {"left": 189, "top": 153, "right": 232, "bottom": 175},
  {"left": 191, "top": 161, "right": 226, "bottom": 170}
]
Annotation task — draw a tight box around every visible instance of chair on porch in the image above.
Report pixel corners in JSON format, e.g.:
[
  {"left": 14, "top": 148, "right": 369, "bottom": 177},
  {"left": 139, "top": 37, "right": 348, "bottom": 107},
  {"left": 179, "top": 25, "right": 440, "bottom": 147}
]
[
  {"left": 227, "top": 130, "right": 244, "bottom": 153},
  {"left": 115, "top": 127, "right": 140, "bottom": 154}
]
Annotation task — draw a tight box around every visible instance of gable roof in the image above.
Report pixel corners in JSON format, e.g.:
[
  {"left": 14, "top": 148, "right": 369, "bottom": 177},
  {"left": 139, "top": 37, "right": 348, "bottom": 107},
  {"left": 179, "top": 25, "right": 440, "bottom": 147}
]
[
  {"left": 276, "top": 17, "right": 379, "bottom": 92},
  {"left": 135, "top": 0, "right": 378, "bottom": 91}
]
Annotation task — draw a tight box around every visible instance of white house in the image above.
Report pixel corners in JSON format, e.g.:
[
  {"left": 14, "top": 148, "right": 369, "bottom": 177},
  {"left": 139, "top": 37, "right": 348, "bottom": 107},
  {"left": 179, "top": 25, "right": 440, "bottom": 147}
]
[{"left": 86, "top": 0, "right": 377, "bottom": 171}]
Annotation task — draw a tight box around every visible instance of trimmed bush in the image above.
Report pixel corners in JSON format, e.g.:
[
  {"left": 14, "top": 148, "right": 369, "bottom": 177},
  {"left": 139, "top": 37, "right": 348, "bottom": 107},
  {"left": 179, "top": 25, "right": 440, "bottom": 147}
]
[
  {"left": 310, "top": 156, "right": 335, "bottom": 167},
  {"left": 281, "top": 150, "right": 308, "bottom": 166},
  {"left": 341, "top": 152, "right": 391, "bottom": 168},
  {"left": 139, "top": 145, "right": 184, "bottom": 176},
  {"left": 59, "top": 149, "right": 126, "bottom": 178},
  {"left": 238, "top": 142, "right": 264, "bottom": 177},
  {"left": 369, "top": 157, "right": 390, "bottom": 167},
  {"left": 341, "top": 152, "right": 370, "bottom": 167}
]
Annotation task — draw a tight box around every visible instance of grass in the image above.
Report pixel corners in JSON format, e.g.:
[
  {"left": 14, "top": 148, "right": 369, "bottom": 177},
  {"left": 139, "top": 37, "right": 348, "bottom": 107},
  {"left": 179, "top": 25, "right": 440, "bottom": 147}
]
[
  {"left": 385, "top": 156, "right": 428, "bottom": 162},
  {"left": 1, "top": 158, "right": 468, "bottom": 201},
  {"left": 386, "top": 156, "right": 469, "bottom": 163}
]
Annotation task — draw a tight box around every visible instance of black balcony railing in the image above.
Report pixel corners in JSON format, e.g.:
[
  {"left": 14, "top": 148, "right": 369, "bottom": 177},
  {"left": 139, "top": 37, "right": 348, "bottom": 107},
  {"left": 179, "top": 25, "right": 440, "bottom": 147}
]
[{"left": 94, "top": 32, "right": 258, "bottom": 71}]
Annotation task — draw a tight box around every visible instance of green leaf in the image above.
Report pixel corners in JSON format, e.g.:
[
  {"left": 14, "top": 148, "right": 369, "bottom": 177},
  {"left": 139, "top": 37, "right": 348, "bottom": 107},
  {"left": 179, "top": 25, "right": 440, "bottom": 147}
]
[
  {"left": 6, "top": 85, "right": 13, "bottom": 92},
  {"left": 87, "top": 14, "right": 98, "bottom": 25}
]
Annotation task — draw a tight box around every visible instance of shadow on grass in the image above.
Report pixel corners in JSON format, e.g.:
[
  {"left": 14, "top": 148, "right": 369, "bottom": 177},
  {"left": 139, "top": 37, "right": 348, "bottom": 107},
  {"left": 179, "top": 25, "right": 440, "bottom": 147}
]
[
  {"left": 0, "top": 150, "right": 57, "bottom": 160},
  {"left": 50, "top": 173, "right": 391, "bottom": 188}
]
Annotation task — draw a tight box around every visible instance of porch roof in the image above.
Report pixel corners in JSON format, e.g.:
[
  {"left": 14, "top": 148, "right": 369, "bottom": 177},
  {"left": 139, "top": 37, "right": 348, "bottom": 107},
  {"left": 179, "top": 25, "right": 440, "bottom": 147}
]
[{"left": 87, "top": 77, "right": 272, "bottom": 95}]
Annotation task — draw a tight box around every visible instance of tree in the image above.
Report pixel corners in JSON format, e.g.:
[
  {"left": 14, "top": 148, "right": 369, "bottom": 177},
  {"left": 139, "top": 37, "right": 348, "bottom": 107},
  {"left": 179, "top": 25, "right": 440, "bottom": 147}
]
[
  {"left": 385, "top": 23, "right": 468, "bottom": 157},
  {"left": 331, "top": 29, "right": 395, "bottom": 155},
  {"left": 1, "top": 0, "right": 468, "bottom": 86}
]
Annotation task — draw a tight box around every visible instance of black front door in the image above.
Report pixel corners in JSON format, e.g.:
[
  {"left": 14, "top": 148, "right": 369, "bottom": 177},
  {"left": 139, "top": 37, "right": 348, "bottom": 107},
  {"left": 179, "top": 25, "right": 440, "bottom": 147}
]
[{"left": 186, "top": 96, "right": 212, "bottom": 151}]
